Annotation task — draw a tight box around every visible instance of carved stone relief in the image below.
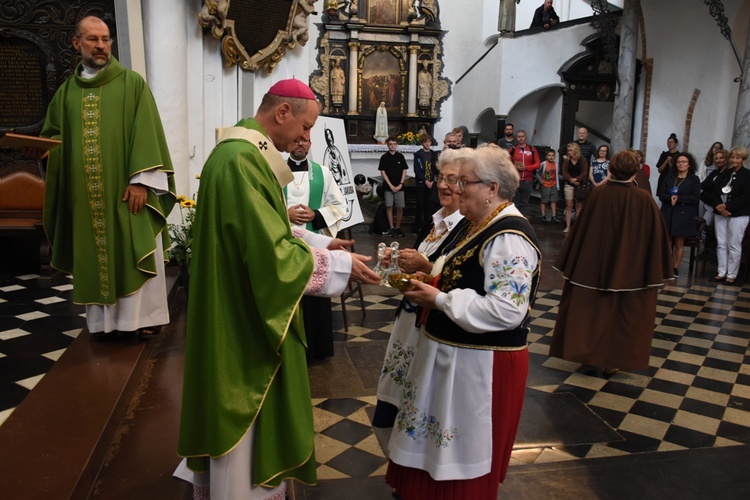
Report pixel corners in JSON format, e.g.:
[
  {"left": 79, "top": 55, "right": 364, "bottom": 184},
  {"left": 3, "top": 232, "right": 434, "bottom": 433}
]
[{"left": 199, "top": 0, "right": 317, "bottom": 73}]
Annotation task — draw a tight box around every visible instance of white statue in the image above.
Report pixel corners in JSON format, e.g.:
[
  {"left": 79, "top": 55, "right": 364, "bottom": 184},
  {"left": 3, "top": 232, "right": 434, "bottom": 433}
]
[
  {"left": 418, "top": 61, "right": 432, "bottom": 108},
  {"left": 290, "top": 0, "right": 317, "bottom": 46},
  {"left": 498, "top": 0, "right": 520, "bottom": 33},
  {"left": 374, "top": 102, "right": 389, "bottom": 144}
]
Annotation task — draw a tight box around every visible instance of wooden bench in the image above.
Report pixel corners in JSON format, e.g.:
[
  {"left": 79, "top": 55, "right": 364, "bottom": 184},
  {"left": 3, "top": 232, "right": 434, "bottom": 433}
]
[{"left": 0, "top": 162, "right": 52, "bottom": 276}]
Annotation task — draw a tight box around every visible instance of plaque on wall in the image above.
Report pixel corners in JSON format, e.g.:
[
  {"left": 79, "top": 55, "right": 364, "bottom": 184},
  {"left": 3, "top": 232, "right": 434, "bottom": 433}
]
[
  {"left": 0, "top": 31, "right": 55, "bottom": 133},
  {"left": 199, "top": 0, "right": 316, "bottom": 73}
]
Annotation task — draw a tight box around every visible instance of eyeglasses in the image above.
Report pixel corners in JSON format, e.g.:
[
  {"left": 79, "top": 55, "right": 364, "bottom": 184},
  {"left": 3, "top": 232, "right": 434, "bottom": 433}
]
[
  {"left": 456, "top": 179, "right": 485, "bottom": 189},
  {"left": 436, "top": 174, "right": 458, "bottom": 185}
]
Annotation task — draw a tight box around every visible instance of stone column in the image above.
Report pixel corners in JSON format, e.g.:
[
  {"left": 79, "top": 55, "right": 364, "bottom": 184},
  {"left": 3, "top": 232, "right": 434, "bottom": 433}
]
[
  {"left": 347, "top": 41, "right": 359, "bottom": 114},
  {"left": 732, "top": 23, "right": 750, "bottom": 148},
  {"left": 610, "top": 0, "right": 639, "bottom": 153},
  {"left": 407, "top": 46, "right": 419, "bottom": 116}
]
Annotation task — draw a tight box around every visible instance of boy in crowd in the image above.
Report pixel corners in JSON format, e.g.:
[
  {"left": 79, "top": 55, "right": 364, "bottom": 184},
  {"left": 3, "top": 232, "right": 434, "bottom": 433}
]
[
  {"left": 378, "top": 137, "right": 408, "bottom": 237},
  {"left": 538, "top": 149, "right": 560, "bottom": 223}
]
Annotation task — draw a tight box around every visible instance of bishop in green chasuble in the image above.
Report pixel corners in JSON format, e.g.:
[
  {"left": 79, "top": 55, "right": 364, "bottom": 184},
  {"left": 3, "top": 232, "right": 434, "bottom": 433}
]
[{"left": 178, "top": 118, "right": 318, "bottom": 487}]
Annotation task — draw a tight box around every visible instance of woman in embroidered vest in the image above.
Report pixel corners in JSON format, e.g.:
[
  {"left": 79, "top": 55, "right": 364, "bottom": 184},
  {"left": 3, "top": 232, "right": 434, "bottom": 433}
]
[
  {"left": 373, "top": 149, "right": 469, "bottom": 428},
  {"left": 385, "top": 144, "right": 541, "bottom": 499}
]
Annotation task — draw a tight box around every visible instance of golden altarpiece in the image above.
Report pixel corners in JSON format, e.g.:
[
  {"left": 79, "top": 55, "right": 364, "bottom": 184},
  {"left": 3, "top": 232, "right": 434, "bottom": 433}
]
[{"left": 310, "top": 0, "right": 450, "bottom": 143}]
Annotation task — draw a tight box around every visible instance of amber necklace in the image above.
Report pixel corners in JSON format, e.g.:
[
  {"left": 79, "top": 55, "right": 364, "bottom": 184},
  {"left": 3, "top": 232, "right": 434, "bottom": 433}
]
[
  {"left": 455, "top": 201, "right": 512, "bottom": 249},
  {"left": 424, "top": 225, "right": 448, "bottom": 243}
]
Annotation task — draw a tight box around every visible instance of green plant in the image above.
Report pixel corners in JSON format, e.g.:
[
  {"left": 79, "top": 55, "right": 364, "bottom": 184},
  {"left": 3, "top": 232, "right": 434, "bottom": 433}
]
[{"left": 168, "top": 195, "right": 196, "bottom": 267}]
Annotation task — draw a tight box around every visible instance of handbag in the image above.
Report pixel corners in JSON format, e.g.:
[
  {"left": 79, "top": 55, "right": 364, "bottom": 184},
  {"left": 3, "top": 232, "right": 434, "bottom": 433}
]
[{"left": 574, "top": 182, "right": 593, "bottom": 201}]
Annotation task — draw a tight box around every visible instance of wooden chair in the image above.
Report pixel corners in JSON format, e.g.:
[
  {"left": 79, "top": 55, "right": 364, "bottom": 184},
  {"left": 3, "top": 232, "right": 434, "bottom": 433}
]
[
  {"left": 685, "top": 216, "right": 706, "bottom": 276},
  {"left": 0, "top": 162, "right": 51, "bottom": 276}
]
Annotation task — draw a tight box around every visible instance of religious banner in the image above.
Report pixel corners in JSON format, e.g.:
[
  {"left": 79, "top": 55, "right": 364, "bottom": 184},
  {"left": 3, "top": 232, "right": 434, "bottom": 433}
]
[{"left": 310, "top": 117, "right": 363, "bottom": 229}]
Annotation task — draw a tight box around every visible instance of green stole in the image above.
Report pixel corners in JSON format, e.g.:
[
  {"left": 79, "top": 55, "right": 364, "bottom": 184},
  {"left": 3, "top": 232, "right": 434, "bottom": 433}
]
[{"left": 283, "top": 160, "right": 324, "bottom": 232}]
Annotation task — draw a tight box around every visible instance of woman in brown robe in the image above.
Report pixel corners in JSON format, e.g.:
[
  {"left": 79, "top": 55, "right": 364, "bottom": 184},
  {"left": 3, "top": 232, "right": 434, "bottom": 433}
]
[{"left": 550, "top": 149, "right": 673, "bottom": 373}]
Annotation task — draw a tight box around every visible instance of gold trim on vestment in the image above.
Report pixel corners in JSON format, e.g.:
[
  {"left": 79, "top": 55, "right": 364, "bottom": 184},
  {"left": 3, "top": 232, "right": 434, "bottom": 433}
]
[{"left": 81, "top": 88, "right": 111, "bottom": 301}]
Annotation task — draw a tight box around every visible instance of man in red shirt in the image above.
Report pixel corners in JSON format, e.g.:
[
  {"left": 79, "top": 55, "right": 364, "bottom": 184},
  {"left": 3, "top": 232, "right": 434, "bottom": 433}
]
[{"left": 508, "top": 130, "right": 540, "bottom": 216}]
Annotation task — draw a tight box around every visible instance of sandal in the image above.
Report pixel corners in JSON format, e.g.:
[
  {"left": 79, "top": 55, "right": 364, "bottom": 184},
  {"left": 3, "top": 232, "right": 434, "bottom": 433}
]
[
  {"left": 709, "top": 275, "right": 726, "bottom": 282},
  {"left": 138, "top": 326, "right": 162, "bottom": 338},
  {"left": 724, "top": 278, "right": 736, "bottom": 285}
]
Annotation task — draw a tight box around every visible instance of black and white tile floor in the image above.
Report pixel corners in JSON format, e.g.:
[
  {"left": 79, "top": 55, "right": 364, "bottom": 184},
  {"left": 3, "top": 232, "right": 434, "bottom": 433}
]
[
  {"left": 0, "top": 273, "right": 84, "bottom": 425},
  {"left": 313, "top": 283, "right": 750, "bottom": 480},
  {"left": 2, "top": 273, "right": 749, "bottom": 485}
]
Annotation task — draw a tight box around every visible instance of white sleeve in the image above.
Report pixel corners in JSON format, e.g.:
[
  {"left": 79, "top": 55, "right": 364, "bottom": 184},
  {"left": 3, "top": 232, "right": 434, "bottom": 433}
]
[
  {"left": 292, "top": 227, "right": 333, "bottom": 249},
  {"left": 131, "top": 169, "right": 169, "bottom": 194},
  {"left": 290, "top": 227, "right": 352, "bottom": 297},
  {"left": 305, "top": 248, "right": 352, "bottom": 297},
  {"left": 434, "top": 233, "right": 538, "bottom": 333}
]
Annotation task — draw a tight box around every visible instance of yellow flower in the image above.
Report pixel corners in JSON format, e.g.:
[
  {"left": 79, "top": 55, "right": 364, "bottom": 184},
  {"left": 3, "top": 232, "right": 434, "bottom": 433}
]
[
  {"left": 195, "top": 174, "right": 201, "bottom": 179},
  {"left": 181, "top": 199, "right": 196, "bottom": 208},
  {"left": 176, "top": 194, "right": 187, "bottom": 202}
]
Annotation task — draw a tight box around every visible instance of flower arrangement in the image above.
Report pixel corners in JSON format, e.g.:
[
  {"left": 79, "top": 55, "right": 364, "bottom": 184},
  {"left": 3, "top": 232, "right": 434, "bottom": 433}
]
[
  {"left": 168, "top": 175, "right": 200, "bottom": 267},
  {"left": 396, "top": 131, "right": 422, "bottom": 145}
]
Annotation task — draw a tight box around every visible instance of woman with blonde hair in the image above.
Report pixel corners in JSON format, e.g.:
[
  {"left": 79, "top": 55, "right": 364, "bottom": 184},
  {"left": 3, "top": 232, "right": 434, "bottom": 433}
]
[
  {"left": 709, "top": 146, "right": 750, "bottom": 285},
  {"left": 386, "top": 145, "right": 540, "bottom": 499},
  {"left": 561, "top": 141, "right": 589, "bottom": 233}
]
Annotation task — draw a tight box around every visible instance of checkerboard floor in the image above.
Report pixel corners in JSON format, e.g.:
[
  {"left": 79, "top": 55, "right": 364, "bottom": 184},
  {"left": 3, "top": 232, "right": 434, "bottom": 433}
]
[
  {"left": 311, "top": 283, "right": 750, "bottom": 479},
  {"left": 0, "top": 273, "right": 84, "bottom": 426},
  {"left": 2, "top": 272, "right": 749, "bottom": 483}
]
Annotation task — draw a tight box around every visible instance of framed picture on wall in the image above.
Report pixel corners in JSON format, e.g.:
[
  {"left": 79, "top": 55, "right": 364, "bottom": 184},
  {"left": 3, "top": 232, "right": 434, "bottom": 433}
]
[{"left": 361, "top": 50, "right": 402, "bottom": 115}]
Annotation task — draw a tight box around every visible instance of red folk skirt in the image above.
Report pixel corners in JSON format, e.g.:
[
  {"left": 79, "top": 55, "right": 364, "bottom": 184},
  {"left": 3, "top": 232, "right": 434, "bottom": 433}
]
[{"left": 386, "top": 349, "right": 529, "bottom": 499}]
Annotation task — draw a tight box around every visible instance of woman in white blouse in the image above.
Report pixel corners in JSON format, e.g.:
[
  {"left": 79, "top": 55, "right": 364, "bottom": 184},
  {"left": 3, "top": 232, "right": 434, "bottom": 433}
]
[
  {"left": 373, "top": 149, "right": 468, "bottom": 427},
  {"left": 385, "top": 145, "right": 541, "bottom": 500}
]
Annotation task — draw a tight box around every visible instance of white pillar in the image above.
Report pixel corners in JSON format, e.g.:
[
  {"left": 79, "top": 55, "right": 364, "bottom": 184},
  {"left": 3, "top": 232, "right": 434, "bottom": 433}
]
[
  {"left": 611, "top": 0, "right": 638, "bottom": 153},
  {"left": 732, "top": 20, "right": 750, "bottom": 148},
  {"left": 407, "top": 45, "right": 418, "bottom": 116},
  {"left": 348, "top": 41, "right": 359, "bottom": 114},
  {"left": 141, "top": 0, "right": 190, "bottom": 200}
]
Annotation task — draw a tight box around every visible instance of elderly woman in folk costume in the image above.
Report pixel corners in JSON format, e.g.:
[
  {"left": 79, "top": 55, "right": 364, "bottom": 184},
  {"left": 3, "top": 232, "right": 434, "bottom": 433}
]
[
  {"left": 372, "top": 148, "right": 469, "bottom": 428},
  {"left": 386, "top": 145, "right": 541, "bottom": 500}
]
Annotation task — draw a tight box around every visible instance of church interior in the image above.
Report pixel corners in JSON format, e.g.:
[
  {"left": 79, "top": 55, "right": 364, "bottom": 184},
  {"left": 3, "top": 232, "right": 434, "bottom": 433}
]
[{"left": 1, "top": 0, "right": 750, "bottom": 498}]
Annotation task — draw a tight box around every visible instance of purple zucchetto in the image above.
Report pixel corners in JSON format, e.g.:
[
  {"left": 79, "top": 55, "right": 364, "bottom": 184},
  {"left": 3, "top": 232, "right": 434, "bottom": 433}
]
[{"left": 268, "top": 78, "right": 317, "bottom": 100}]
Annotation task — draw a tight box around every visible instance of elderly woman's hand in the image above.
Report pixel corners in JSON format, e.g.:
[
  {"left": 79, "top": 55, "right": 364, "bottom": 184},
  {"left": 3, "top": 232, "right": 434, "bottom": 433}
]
[
  {"left": 402, "top": 279, "right": 440, "bottom": 308},
  {"left": 398, "top": 248, "right": 433, "bottom": 274}
]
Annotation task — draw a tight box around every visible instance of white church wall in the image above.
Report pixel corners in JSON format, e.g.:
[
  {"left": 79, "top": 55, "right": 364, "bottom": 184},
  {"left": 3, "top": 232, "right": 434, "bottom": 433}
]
[
  {"left": 450, "top": 21, "right": 594, "bottom": 143},
  {"left": 530, "top": 87, "right": 563, "bottom": 150},
  {"left": 641, "top": 0, "right": 747, "bottom": 168}
]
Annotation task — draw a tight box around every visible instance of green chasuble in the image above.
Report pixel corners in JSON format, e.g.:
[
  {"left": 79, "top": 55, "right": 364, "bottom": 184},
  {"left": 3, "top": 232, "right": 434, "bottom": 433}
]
[
  {"left": 41, "top": 57, "right": 176, "bottom": 305},
  {"left": 178, "top": 118, "right": 317, "bottom": 487}
]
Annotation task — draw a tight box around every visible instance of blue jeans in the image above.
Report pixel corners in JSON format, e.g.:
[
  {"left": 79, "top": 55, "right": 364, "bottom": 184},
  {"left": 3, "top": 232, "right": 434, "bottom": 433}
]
[{"left": 513, "top": 180, "right": 532, "bottom": 216}]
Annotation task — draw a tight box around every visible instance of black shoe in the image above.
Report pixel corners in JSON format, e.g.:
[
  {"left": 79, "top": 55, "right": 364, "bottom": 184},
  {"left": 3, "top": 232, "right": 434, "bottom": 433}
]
[
  {"left": 709, "top": 275, "right": 726, "bottom": 282},
  {"left": 551, "top": 216, "right": 561, "bottom": 223},
  {"left": 395, "top": 228, "right": 405, "bottom": 237},
  {"left": 539, "top": 215, "right": 547, "bottom": 223},
  {"left": 673, "top": 268, "right": 679, "bottom": 278},
  {"left": 382, "top": 227, "right": 395, "bottom": 237}
]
